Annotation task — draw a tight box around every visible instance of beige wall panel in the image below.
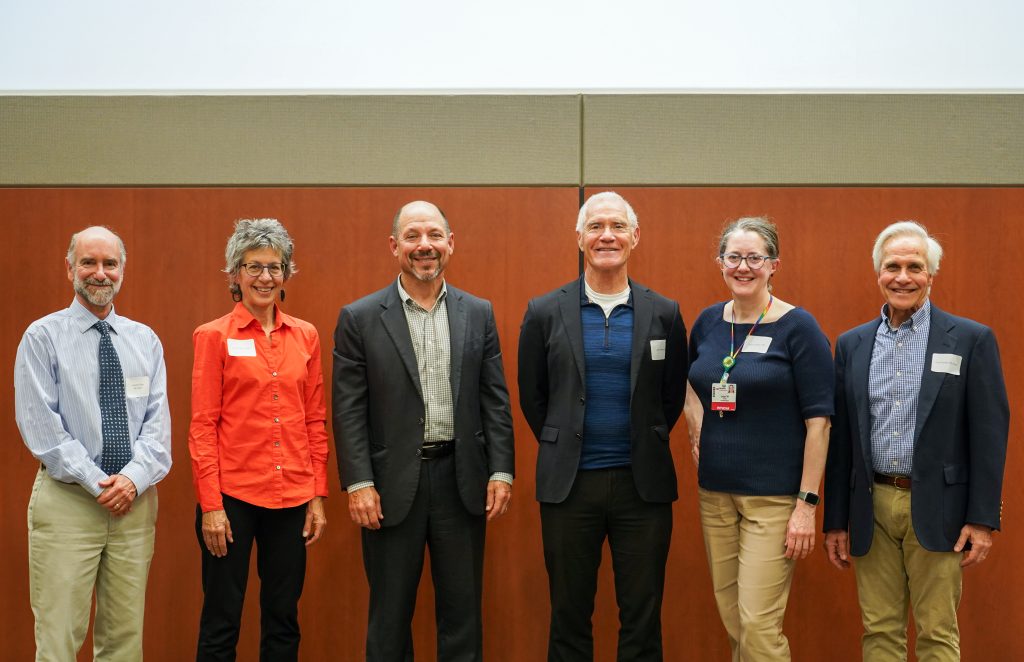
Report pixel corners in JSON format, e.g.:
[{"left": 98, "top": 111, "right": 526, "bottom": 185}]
[
  {"left": 583, "top": 94, "right": 1024, "bottom": 185},
  {"left": 0, "top": 95, "right": 582, "bottom": 185}
]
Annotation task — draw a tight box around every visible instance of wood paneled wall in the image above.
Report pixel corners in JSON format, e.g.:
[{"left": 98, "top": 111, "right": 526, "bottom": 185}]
[{"left": 2, "top": 187, "right": 1020, "bottom": 661}]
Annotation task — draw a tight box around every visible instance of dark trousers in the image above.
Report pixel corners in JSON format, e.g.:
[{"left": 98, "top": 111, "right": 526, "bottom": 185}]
[
  {"left": 363, "top": 453, "right": 486, "bottom": 662},
  {"left": 540, "top": 467, "right": 673, "bottom": 662},
  {"left": 195, "top": 494, "right": 308, "bottom": 662}
]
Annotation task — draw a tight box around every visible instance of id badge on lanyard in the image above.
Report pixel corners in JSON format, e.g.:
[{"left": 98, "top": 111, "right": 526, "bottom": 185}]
[
  {"left": 714, "top": 296, "right": 773, "bottom": 417},
  {"left": 711, "top": 380, "right": 737, "bottom": 412}
]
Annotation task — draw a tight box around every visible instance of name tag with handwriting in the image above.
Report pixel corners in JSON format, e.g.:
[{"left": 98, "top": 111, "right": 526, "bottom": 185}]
[
  {"left": 227, "top": 338, "right": 257, "bottom": 357},
  {"left": 741, "top": 335, "right": 772, "bottom": 353},
  {"left": 931, "top": 353, "right": 962, "bottom": 376},
  {"left": 124, "top": 376, "right": 150, "bottom": 397}
]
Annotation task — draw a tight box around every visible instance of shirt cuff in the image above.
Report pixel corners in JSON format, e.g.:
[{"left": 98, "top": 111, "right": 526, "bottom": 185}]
[
  {"left": 346, "top": 480, "right": 375, "bottom": 493},
  {"left": 78, "top": 464, "right": 110, "bottom": 498},
  {"left": 118, "top": 462, "right": 149, "bottom": 497},
  {"left": 489, "top": 472, "right": 513, "bottom": 485}
]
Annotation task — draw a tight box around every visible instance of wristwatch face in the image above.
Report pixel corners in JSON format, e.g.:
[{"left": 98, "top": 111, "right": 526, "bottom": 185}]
[{"left": 798, "top": 490, "right": 820, "bottom": 506}]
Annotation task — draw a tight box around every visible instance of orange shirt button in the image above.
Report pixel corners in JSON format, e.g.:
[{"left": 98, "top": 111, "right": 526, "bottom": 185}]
[
  {"left": 274, "top": 417, "right": 280, "bottom": 423},
  {"left": 275, "top": 465, "right": 281, "bottom": 470}
]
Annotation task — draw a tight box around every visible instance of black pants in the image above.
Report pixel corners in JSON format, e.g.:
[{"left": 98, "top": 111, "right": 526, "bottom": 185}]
[
  {"left": 540, "top": 467, "right": 672, "bottom": 662},
  {"left": 195, "top": 494, "right": 308, "bottom": 662},
  {"left": 362, "top": 453, "right": 486, "bottom": 662}
]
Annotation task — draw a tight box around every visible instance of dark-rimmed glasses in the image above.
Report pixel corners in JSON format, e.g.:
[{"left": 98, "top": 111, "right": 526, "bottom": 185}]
[
  {"left": 241, "top": 262, "right": 284, "bottom": 277},
  {"left": 718, "top": 254, "right": 775, "bottom": 270}
]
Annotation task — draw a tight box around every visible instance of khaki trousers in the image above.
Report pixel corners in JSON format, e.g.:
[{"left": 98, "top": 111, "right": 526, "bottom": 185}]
[
  {"left": 855, "top": 483, "right": 962, "bottom": 662},
  {"left": 699, "top": 488, "right": 796, "bottom": 662},
  {"left": 28, "top": 467, "right": 158, "bottom": 662}
]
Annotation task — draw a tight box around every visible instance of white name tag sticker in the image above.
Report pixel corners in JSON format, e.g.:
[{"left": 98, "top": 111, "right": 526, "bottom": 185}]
[
  {"left": 124, "top": 376, "right": 150, "bottom": 398},
  {"left": 650, "top": 339, "right": 666, "bottom": 361},
  {"left": 227, "top": 338, "right": 257, "bottom": 357},
  {"left": 741, "top": 335, "right": 772, "bottom": 353},
  {"left": 931, "top": 353, "right": 962, "bottom": 376}
]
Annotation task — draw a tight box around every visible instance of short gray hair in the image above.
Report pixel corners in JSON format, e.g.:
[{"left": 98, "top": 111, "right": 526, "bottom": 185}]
[
  {"left": 717, "top": 217, "right": 779, "bottom": 258},
  {"left": 66, "top": 226, "right": 127, "bottom": 266},
  {"left": 575, "top": 191, "right": 638, "bottom": 232},
  {"left": 872, "top": 220, "right": 943, "bottom": 273},
  {"left": 224, "top": 219, "right": 296, "bottom": 298}
]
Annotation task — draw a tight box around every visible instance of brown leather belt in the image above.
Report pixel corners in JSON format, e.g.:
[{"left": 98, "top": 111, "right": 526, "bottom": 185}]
[
  {"left": 874, "top": 473, "right": 912, "bottom": 490},
  {"left": 420, "top": 440, "right": 455, "bottom": 460}
]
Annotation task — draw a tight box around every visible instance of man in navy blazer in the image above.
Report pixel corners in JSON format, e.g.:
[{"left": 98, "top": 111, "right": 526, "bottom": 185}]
[
  {"left": 823, "top": 221, "right": 1009, "bottom": 661},
  {"left": 518, "top": 192, "right": 688, "bottom": 661},
  {"left": 334, "top": 201, "right": 515, "bottom": 661}
]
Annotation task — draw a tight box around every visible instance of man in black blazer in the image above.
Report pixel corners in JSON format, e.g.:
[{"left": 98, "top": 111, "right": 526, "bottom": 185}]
[
  {"left": 823, "top": 221, "right": 1009, "bottom": 661},
  {"left": 333, "top": 201, "right": 515, "bottom": 661},
  {"left": 518, "top": 191, "right": 688, "bottom": 661}
]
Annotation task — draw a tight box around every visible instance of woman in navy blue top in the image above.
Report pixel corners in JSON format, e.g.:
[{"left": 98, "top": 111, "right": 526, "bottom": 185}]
[{"left": 684, "top": 217, "right": 834, "bottom": 661}]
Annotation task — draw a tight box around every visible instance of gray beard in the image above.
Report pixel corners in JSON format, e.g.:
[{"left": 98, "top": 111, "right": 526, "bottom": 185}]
[
  {"left": 74, "top": 276, "right": 119, "bottom": 308},
  {"left": 412, "top": 267, "right": 443, "bottom": 282}
]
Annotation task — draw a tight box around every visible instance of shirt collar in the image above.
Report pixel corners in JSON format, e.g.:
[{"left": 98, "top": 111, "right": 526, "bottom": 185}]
[
  {"left": 396, "top": 274, "right": 447, "bottom": 308},
  {"left": 230, "top": 301, "right": 293, "bottom": 332},
  {"left": 879, "top": 299, "right": 931, "bottom": 332},
  {"left": 69, "top": 297, "right": 121, "bottom": 334},
  {"left": 579, "top": 275, "right": 633, "bottom": 306}
]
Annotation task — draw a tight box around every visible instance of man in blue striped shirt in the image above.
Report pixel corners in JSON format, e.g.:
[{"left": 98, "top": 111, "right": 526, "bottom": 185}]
[
  {"left": 824, "top": 221, "right": 1009, "bottom": 661},
  {"left": 15, "top": 226, "right": 172, "bottom": 661}
]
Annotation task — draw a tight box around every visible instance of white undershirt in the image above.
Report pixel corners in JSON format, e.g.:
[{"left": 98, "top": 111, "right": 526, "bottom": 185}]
[{"left": 584, "top": 281, "right": 630, "bottom": 317}]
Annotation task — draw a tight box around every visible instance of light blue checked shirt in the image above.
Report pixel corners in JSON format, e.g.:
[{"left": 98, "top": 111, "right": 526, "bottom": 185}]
[
  {"left": 869, "top": 300, "right": 931, "bottom": 476},
  {"left": 15, "top": 298, "right": 172, "bottom": 496}
]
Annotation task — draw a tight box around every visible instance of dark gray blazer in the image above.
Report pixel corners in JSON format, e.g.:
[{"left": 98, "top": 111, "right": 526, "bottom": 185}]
[
  {"left": 333, "top": 282, "right": 515, "bottom": 527},
  {"left": 517, "top": 277, "right": 688, "bottom": 504},
  {"left": 823, "top": 305, "right": 1009, "bottom": 554}
]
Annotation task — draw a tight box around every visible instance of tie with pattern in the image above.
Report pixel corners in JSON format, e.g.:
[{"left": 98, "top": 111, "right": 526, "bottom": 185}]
[{"left": 96, "top": 320, "right": 132, "bottom": 474}]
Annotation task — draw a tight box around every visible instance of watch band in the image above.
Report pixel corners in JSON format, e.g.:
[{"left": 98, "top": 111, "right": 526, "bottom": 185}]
[{"left": 797, "top": 490, "right": 820, "bottom": 506}]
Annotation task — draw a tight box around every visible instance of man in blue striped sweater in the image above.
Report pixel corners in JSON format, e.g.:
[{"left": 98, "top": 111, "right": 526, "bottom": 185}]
[{"left": 519, "top": 192, "right": 688, "bottom": 661}]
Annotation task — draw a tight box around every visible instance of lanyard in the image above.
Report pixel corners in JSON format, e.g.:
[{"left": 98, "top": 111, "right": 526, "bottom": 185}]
[{"left": 720, "top": 295, "right": 773, "bottom": 383}]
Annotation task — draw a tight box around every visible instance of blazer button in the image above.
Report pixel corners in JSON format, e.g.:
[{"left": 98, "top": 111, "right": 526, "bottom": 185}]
[
  {"left": 418, "top": 417, "right": 425, "bottom": 425},
  {"left": 415, "top": 449, "right": 422, "bottom": 457},
  {"left": 579, "top": 396, "right": 585, "bottom": 404},
  {"left": 575, "top": 433, "right": 582, "bottom": 440}
]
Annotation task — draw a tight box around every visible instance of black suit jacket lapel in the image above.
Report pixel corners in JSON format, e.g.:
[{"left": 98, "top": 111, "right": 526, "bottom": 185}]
[
  {"left": 914, "top": 306, "right": 957, "bottom": 447},
  {"left": 380, "top": 285, "right": 423, "bottom": 398},
  {"left": 557, "top": 279, "right": 586, "bottom": 385},
  {"left": 447, "top": 287, "right": 467, "bottom": 412},
  {"left": 629, "top": 281, "right": 653, "bottom": 397},
  {"left": 850, "top": 325, "right": 875, "bottom": 473}
]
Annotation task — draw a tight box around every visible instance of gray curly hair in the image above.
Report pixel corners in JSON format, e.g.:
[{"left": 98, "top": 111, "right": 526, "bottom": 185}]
[{"left": 224, "top": 218, "right": 297, "bottom": 300}]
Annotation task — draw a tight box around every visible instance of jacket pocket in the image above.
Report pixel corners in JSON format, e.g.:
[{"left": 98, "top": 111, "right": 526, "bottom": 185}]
[
  {"left": 539, "top": 425, "right": 559, "bottom": 443},
  {"left": 943, "top": 464, "right": 969, "bottom": 484}
]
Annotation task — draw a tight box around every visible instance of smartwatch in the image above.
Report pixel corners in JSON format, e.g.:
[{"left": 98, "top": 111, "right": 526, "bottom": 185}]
[{"left": 797, "top": 490, "right": 820, "bottom": 506}]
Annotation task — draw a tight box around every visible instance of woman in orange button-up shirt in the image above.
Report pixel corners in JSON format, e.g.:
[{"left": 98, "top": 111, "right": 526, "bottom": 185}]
[{"left": 189, "top": 218, "right": 328, "bottom": 661}]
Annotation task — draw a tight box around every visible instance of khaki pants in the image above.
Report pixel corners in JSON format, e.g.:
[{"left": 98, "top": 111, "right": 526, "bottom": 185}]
[
  {"left": 855, "top": 483, "right": 962, "bottom": 662},
  {"left": 699, "top": 488, "right": 796, "bottom": 662},
  {"left": 28, "top": 467, "right": 158, "bottom": 662}
]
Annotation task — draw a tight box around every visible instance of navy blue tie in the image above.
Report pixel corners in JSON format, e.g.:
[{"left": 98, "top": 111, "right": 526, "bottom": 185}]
[{"left": 96, "top": 321, "right": 132, "bottom": 474}]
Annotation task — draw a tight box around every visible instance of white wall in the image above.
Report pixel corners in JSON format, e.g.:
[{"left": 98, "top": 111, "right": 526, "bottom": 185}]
[{"left": 1, "top": 0, "right": 1022, "bottom": 92}]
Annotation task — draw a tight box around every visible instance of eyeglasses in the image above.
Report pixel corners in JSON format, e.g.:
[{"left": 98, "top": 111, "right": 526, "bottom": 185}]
[
  {"left": 241, "top": 262, "right": 284, "bottom": 277},
  {"left": 719, "top": 253, "right": 775, "bottom": 270}
]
